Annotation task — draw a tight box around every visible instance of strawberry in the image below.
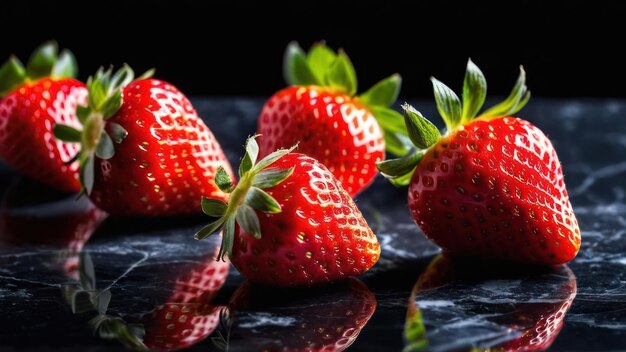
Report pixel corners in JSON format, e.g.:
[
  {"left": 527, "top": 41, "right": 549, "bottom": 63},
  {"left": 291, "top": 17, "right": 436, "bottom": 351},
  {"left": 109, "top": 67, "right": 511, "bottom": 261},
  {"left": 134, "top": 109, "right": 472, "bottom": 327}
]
[
  {"left": 53, "top": 65, "right": 233, "bottom": 215},
  {"left": 226, "top": 278, "right": 376, "bottom": 351},
  {"left": 195, "top": 135, "right": 380, "bottom": 286},
  {"left": 404, "top": 255, "right": 576, "bottom": 351},
  {"left": 0, "top": 42, "right": 86, "bottom": 192},
  {"left": 67, "top": 250, "right": 229, "bottom": 351},
  {"left": 257, "top": 42, "right": 410, "bottom": 197},
  {"left": 377, "top": 60, "right": 581, "bottom": 265}
]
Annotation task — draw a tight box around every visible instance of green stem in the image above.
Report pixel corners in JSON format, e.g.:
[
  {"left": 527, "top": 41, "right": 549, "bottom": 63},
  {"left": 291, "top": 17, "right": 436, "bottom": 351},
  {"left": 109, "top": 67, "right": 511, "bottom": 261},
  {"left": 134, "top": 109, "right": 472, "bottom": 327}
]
[
  {"left": 82, "top": 111, "right": 104, "bottom": 153},
  {"left": 225, "top": 173, "right": 253, "bottom": 217}
]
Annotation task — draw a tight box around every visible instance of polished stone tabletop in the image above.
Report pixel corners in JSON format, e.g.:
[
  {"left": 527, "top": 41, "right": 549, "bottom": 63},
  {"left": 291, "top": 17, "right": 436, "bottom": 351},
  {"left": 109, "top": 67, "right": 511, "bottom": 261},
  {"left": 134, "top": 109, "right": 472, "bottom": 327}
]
[{"left": 1, "top": 99, "right": 625, "bottom": 351}]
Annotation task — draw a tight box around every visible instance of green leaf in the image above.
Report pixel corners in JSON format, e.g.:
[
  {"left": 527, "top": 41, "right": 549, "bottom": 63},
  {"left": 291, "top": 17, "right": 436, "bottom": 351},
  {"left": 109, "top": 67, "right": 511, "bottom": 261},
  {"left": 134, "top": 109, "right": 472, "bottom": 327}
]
[
  {"left": 373, "top": 107, "right": 408, "bottom": 134},
  {"left": 461, "top": 59, "right": 486, "bottom": 121},
  {"left": 373, "top": 106, "right": 412, "bottom": 156},
  {"left": 283, "top": 41, "right": 319, "bottom": 86},
  {"left": 245, "top": 187, "right": 281, "bottom": 213},
  {"left": 254, "top": 144, "right": 298, "bottom": 172},
  {"left": 0, "top": 57, "right": 26, "bottom": 96},
  {"left": 194, "top": 217, "right": 226, "bottom": 240},
  {"left": 87, "top": 65, "right": 135, "bottom": 113},
  {"left": 26, "top": 41, "right": 57, "bottom": 80},
  {"left": 138, "top": 68, "right": 155, "bottom": 80},
  {"left": 376, "top": 149, "right": 423, "bottom": 178},
  {"left": 236, "top": 204, "right": 261, "bottom": 239},
  {"left": 215, "top": 166, "right": 235, "bottom": 193},
  {"left": 306, "top": 42, "right": 336, "bottom": 84},
  {"left": 480, "top": 65, "right": 530, "bottom": 119},
  {"left": 360, "top": 74, "right": 402, "bottom": 107},
  {"left": 110, "top": 64, "right": 134, "bottom": 91},
  {"left": 53, "top": 124, "right": 82, "bottom": 142},
  {"left": 201, "top": 197, "right": 228, "bottom": 217},
  {"left": 51, "top": 49, "right": 78, "bottom": 78},
  {"left": 76, "top": 105, "right": 90, "bottom": 123},
  {"left": 107, "top": 123, "right": 128, "bottom": 144},
  {"left": 101, "top": 89, "right": 122, "bottom": 119},
  {"left": 239, "top": 135, "right": 259, "bottom": 177},
  {"left": 384, "top": 131, "right": 412, "bottom": 157},
  {"left": 325, "top": 50, "right": 357, "bottom": 95},
  {"left": 402, "top": 104, "right": 441, "bottom": 149},
  {"left": 95, "top": 132, "right": 115, "bottom": 160},
  {"left": 239, "top": 152, "right": 253, "bottom": 178},
  {"left": 431, "top": 77, "right": 462, "bottom": 131},
  {"left": 87, "top": 68, "right": 109, "bottom": 109},
  {"left": 389, "top": 168, "right": 415, "bottom": 187},
  {"left": 80, "top": 154, "right": 95, "bottom": 194},
  {"left": 220, "top": 215, "right": 236, "bottom": 260},
  {"left": 253, "top": 167, "right": 294, "bottom": 189},
  {"left": 246, "top": 136, "right": 259, "bottom": 165}
]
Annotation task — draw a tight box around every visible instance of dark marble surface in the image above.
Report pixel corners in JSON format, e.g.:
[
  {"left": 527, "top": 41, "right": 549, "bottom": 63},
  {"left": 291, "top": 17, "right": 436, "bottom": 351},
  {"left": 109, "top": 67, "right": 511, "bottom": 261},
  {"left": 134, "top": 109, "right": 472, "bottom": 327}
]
[{"left": 1, "top": 98, "right": 625, "bottom": 351}]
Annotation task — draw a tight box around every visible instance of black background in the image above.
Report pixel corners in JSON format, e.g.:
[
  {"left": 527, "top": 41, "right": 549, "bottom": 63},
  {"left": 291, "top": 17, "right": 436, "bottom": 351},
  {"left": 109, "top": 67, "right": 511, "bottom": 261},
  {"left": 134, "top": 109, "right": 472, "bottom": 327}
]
[{"left": 0, "top": 1, "right": 624, "bottom": 98}]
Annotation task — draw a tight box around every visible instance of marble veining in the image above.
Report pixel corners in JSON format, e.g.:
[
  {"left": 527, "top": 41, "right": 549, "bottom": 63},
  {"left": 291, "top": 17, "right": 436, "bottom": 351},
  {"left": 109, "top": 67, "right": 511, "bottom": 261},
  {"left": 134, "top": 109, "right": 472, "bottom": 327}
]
[{"left": 0, "top": 99, "right": 625, "bottom": 351}]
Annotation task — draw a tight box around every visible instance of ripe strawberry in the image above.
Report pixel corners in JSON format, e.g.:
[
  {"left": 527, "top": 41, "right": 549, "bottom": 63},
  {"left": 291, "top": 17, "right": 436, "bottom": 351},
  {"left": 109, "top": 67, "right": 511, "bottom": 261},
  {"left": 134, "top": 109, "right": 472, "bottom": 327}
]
[
  {"left": 227, "top": 278, "right": 376, "bottom": 351},
  {"left": 54, "top": 66, "right": 232, "bottom": 215},
  {"left": 377, "top": 60, "right": 581, "bottom": 265},
  {"left": 69, "top": 250, "right": 229, "bottom": 351},
  {"left": 404, "top": 255, "right": 576, "bottom": 351},
  {"left": 195, "top": 135, "right": 380, "bottom": 286},
  {"left": 0, "top": 42, "right": 86, "bottom": 192},
  {"left": 257, "top": 42, "right": 410, "bottom": 197}
]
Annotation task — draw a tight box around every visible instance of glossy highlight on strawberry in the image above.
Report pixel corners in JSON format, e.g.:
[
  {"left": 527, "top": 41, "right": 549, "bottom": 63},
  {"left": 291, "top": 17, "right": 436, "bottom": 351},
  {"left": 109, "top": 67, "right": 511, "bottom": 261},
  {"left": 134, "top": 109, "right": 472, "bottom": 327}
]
[
  {"left": 378, "top": 60, "right": 580, "bottom": 265},
  {"left": 54, "top": 66, "right": 232, "bottom": 215},
  {"left": 0, "top": 42, "right": 85, "bottom": 192},
  {"left": 257, "top": 42, "right": 409, "bottom": 196},
  {"left": 196, "top": 136, "right": 380, "bottom": 286}
]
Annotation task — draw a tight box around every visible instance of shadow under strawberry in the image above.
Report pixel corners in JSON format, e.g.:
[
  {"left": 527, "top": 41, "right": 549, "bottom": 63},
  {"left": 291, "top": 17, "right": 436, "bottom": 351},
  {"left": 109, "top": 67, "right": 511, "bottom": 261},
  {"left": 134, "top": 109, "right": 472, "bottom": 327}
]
[
  {"left": 404, "top": 255, "right": 577, "bottom": 352},
  {"left": 224, "top": 278, "right": 377, "bottom": 351}
]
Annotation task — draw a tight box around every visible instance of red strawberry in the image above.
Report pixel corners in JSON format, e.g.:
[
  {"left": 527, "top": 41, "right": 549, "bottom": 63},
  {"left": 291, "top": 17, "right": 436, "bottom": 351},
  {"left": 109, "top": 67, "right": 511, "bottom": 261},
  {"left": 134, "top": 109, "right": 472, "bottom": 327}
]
[
  {"left": 0, "top": 42, "right": 85, "bottom": 192},
  {"left": 0, "top": 179, "right": 106, "bottom": 280},
  {"left": 53, "top": 66, "right": 233, "bottom": 215},
  {"left": 227, "top": 277, "right": 376, "bottom": 351},
  {"left": 195, "top": 136, "right": 380, "bottom": 286},
  {"left": 76, "top": 250, "right": 229, "bottom": 351},
  {"left": 257, "top": 42, "right": 410, "bottom": 197},
  {"left": 404, "top": 255, "right": 577, "bottom": 351},
  {"left": 377, "top": 60, "right": 580, "bottom": 265}
]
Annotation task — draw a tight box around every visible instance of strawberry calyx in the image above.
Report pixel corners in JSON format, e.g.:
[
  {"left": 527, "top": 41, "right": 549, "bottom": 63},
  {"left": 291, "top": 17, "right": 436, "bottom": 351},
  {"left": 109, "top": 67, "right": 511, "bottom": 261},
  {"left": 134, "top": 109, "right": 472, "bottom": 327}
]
[
  {"left": 284, "top": 41, "right": 410, "bottom": 156},
  {"left": 195, "top": 135, "right": 297, "bottom": 261},
  {"left": 0, "top": 41, "right": 78, "bottom": 97},
  {"left": 53, "top": 65, "right": 154, "bottom": 195},
  {"left": 376, "top": 59, "right": 531, "bottom": 187}
]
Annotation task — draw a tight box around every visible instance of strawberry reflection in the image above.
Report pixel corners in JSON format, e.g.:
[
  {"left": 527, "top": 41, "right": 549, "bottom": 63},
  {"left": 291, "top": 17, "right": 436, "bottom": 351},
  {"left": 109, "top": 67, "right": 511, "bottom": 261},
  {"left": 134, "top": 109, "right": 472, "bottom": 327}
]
[
  {"left": 0, "top": 179, "right": 107, "bottom": 279},
  {"left": 404, "top": 255, "right": 577, "bottom": 351},
  {"left": 224, "top": 278, "right": 376, "bottom": 351},
  {"left": 63, "top": 248, "right": 229, "bottom": 351}
]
